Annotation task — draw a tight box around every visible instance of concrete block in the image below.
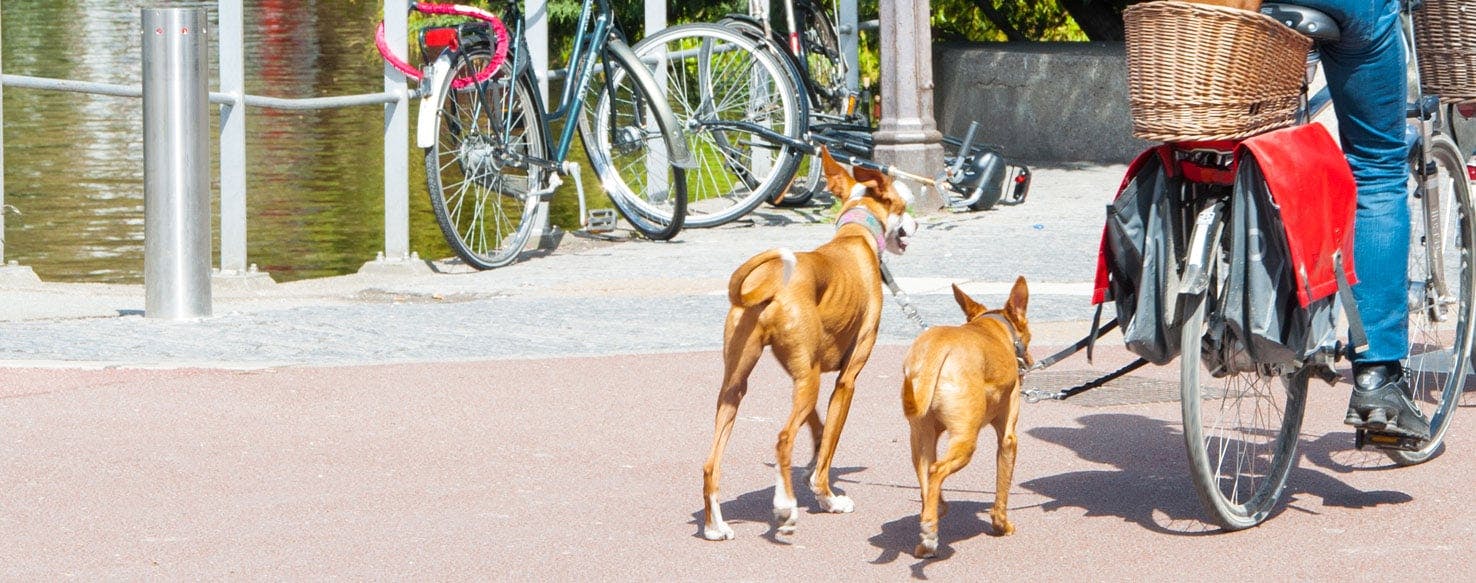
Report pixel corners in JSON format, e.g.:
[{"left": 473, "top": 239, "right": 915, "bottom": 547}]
[
  {"left": 0, "top": 261, "right": 42, "bottom": 287},
  {"left": 934, "top": 42, "right": 1153, "bottom": 164},
  {"left": 357, "top": 251, "right": 435, "bottom": 276},
  {"left": 212, "top": 264, "right": 277, "bottom": 292}
]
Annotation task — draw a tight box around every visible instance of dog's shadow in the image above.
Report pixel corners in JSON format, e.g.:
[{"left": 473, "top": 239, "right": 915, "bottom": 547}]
[
  {"left": 867, "top": 499, "right": 1001, "bottom": 579},
  {"left": 688, "top": 465, "right": 867, "bottom": 544},
  {"left": 1021, "top": 413, "right": 1414, "bottom": 534}
]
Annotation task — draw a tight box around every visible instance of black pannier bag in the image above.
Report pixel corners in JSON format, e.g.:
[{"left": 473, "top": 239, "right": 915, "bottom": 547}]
[
  {"left": 1206, "top": 152, "right": 1341, "bottom": 376},
  {"left": 1094, "top": 124, "right": 1358, "bottom": 374},
  {"left": 1100, "top": 148, "right": 1183, "bottom": 365}
]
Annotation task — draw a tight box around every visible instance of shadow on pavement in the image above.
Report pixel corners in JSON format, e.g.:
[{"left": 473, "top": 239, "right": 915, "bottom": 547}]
[
  {"left": 1021, "top": 413, "right": 1414, "bottom": 534},
  {"left": 867, "top": 499, "right": 1000, "bottom": 580}
]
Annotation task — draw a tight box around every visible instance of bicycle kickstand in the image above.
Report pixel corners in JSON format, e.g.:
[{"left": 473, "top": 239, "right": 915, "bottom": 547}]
[{"left": 565, "top": 161, "right": 616, "bottom": 234}]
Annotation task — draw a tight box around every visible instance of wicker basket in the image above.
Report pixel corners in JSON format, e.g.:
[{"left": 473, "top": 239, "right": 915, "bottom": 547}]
[
  {"left": 1413, "top": 0, "right": 1476, "bottom": 101},
  {"left": 1124, "top": 1, "right": 1311, "bottom": 142}
]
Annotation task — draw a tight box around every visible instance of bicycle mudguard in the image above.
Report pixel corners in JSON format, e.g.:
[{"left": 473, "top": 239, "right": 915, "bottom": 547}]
[{"left": 417, "top": 53, "right": 454, "bottom": 149}]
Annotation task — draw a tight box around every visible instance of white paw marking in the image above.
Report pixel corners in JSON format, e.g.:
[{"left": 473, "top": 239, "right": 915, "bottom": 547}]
[
  {"left": 819, "top": 494, "right": 854, "bottom": 513},
  {"left": 703, "top": 522, "right": 735, "bottom": 541},
  {"left": 773, "top": 473, "right": 796, "bottom": 509},
  {"left": 917, "top": 535, "right": 938, "bottom": 559}
]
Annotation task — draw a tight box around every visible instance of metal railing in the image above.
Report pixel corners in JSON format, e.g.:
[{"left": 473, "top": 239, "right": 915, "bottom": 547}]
[{"left": 0, "top": 0, "right": 865, "bottom": 283}]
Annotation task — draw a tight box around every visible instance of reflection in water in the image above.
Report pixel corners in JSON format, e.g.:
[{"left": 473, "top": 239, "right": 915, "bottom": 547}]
[{"left": 2, "top": 0, "right": 602, "bottom": 283}]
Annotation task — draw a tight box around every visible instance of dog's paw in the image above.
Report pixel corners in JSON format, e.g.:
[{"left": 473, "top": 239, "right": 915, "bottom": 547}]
[
  {"left": 915, "top": 537, "right": 938, "bottom": 559},
  {"left": 991, "top": 514, "right": 1015, "bottom": 536},
  {"left": 773, "top": 505, "right": 800, "bottom": 535},
  {"left": 818, "top": 494, "right": 854, "bottom": 513},
  {"left": 703, "top": 522, "right": 736, "bottom": 541}
]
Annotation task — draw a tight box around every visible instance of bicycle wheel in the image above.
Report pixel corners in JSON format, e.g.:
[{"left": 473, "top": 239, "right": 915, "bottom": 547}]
[
  {"left": 580, "top": 39, "right": 688, "bottom": 240},
  {"left": 1389, "top": 134, "right": 1476, "bottom": 465},
  {"left": 629, "top": 23, "right": 806, "bottom": 228},
  {"left": 794, "top": 0, "right": 850, "bottom": 116},
  {"left": 1180, "top": 193, "right": 1308, "bottom": 530},
  {"left": 425, "top": 48, "right": 546, "bottom": 270}
]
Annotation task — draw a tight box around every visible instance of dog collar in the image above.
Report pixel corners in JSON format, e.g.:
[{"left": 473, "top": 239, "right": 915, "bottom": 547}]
[
  {"left": 977, "top": 312, "right": 1030, "bottom": 374},
  {"left": 836, "top": 207, "right": 885, "bottom": 252}
]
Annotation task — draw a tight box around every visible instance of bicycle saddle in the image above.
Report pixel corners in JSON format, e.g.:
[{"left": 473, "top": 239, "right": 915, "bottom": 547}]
[{"left": 1259, "top": 3, "right": 1341, "bottom": 43}]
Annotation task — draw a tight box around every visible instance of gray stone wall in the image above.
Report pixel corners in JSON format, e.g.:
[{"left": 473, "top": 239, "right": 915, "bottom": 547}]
[{"left": 933, "top": 41, "right": 1153, "bottom": 164}]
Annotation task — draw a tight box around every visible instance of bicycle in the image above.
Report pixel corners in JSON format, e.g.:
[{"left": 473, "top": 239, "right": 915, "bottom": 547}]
[
  {"left": 1026, "top": 0, "right": 1475, "bottom": 530},
  {"left": 628, "top": 1, "right": 1032, "bottom": 228},
  {"left": 375, "top": 0, "right": 692, "bottom": 270}
]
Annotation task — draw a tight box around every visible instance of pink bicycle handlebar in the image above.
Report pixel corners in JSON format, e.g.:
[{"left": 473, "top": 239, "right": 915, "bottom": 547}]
[{"left": 375, "top": 2, "right": 510, "bottom": 89}]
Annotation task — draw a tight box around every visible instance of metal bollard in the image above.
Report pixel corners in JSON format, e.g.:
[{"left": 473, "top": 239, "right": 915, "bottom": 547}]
[{"left": 142, "top": 7, "right": 211, "bottom": 319}]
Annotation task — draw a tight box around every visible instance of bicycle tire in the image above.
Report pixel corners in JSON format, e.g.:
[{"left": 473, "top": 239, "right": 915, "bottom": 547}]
[
  {"left": 1180, "top": 194, "right": 1308, "bottom": 530},
  {"left": 579, "top": 38, "right": 688, "bottom": 240},
  {"left": 424, "top": 48, "right": 545, "bottom": 270},
  {"left": 1388, "top": 134, "right": 1476, "bottom": 465},
  {"left": 629, "top": 23, "right": 806, "bottom": 228},
  {"left": 794, "top": 0, "right": 850, "bottom": 116}
]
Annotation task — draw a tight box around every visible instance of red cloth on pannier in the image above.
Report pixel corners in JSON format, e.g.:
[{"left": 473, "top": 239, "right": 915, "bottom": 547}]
[
  {"left": 1238, "top": 123, "right": 1358, "bottom": 307},
  {"left": 1093, "top": 123, "right": 1357, "bottom": 308}
]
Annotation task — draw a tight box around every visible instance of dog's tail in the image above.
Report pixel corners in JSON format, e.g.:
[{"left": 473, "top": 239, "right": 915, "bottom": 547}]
[
  {"left": 901, "top": 341, "right": 948, "bottom": 419},
  {"left": 728, "top": 248, "right": 797, "bottom": 308}
]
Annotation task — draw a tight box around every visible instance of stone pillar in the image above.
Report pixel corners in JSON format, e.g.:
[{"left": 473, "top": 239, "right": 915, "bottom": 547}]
[{"left": 873, "top": 0, "right": 946, "bottom": 213}]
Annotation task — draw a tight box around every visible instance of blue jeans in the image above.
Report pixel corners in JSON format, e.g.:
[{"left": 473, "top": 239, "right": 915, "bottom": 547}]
[{"left": 1293, "top": 0, "right": 1410, "bottom": 363}]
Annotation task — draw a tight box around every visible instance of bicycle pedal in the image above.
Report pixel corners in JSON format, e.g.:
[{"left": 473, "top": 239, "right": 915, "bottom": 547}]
[
  {"left": 1354, "top": 428, "right": 1425, "bottom": 452},
  {"left": 585, "top": 209, "right": 618, "bottom": 233}
]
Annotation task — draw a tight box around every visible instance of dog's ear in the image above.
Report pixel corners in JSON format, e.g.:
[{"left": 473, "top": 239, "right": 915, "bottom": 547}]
[
  {"left": 1005, "top": 276, "right": 1029, "bottom": 319},
  {"left": 851, "top": 164, "right": 893, "bottom": 198},
  {"left": 951, "top": 283, "right": 988, "bottom": 322},
  {"left": 820, "top": 146, "right": 856, "bottom": 200}
]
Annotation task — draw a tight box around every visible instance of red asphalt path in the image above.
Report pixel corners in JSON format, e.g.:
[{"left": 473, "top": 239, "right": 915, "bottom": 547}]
[{"left": 3, "top": 345, "right": 1475, "bottom": 579}]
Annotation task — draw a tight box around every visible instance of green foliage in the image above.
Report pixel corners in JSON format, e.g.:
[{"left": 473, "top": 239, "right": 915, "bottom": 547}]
[{"left": 930, "top": 0, "right": 1087, "bottom": 42}]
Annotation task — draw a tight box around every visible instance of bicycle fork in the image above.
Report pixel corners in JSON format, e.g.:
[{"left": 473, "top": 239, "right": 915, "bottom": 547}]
[{"left": 1415, "top": 143, "right": 1456, "bottom": 322}]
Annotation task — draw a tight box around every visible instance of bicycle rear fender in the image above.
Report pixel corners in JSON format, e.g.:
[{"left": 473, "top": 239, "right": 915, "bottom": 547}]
[{"left": 417, "top": 53, "right": 454, "bottom": 149}]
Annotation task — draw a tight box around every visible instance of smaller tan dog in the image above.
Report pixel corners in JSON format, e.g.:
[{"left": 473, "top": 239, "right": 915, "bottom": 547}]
[{"left": 901, "top": 278, "right": 1031, "bottom": 559}]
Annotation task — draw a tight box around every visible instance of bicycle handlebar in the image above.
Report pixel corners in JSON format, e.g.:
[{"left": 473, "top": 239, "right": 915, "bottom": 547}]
[{"left": 375, "top": 2, "right": 510, "bottom": 89}]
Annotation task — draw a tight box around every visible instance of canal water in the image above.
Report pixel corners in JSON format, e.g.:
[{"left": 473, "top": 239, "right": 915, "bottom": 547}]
[{"left": 2, "top": 0, "right": 604, "bottom": 283}]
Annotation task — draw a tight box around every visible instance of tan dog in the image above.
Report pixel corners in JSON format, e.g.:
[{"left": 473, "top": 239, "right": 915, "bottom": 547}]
[
  {"left": 701, "top": 147, "right": 918, "bottom": 541},
  {"left": 902, "top": 278, "right": 1030, "bottom": 558}
]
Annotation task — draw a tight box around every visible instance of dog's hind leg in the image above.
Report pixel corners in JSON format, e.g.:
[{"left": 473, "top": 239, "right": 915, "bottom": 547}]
[
  {"left": 908, "top": 414, "right": 942, "bottom": 558},
  {"left": 804, "top": 409, "right": 823, "bottom": 467},
  {"left": 702, "top": 311, "right": 765, "bottom": 541},
  {"left": 989, "top": 389, "right": 1021, "bottom": 536},
  {"left": 918, "top": 421, "right": 981, "bottom": 558},
  {"left": 773, "top": 362, "right": 822, "bottom": 535},
  {"left": 809, "top": 341, "right": 876, "bottom": 514}
]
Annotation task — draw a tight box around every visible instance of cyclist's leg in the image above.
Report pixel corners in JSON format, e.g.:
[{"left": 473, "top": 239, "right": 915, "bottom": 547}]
[{"left": 1303, "top": 0, "right": 1428, "bottom": 435}]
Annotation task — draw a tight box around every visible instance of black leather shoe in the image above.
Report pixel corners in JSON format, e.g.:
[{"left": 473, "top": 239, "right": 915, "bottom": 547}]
[{"left": 1345, "top": 362, "right": 1431, "bottom": 440}]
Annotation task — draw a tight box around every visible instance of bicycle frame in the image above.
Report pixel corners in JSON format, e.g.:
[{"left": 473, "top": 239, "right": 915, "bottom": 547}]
[{"left": 495, "top": 0, "right": 615, "bottom": 168}]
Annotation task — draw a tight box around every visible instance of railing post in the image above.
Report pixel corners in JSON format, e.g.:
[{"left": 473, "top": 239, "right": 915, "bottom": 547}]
[
  {"left": 838, "top": 0, "right": 859, "bottom": 92},
  {"left": 213, "top": 0, "right": 270, "bottom": 287},
  {"left": 361, "top": 0, "right": 429, "bottom": 274},
  {"left": 529, "top": 0, "right": 549, "bottom": 105},
  {"left": 142, "top": 7, "right": 212, "bottom": 318},
  {"left": 645, "top": 0, "right": 666, "bottom": 37}
]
